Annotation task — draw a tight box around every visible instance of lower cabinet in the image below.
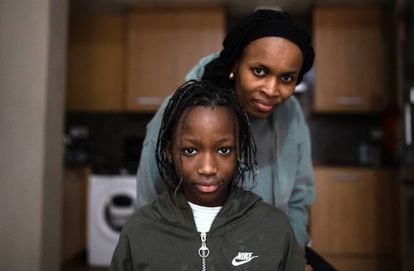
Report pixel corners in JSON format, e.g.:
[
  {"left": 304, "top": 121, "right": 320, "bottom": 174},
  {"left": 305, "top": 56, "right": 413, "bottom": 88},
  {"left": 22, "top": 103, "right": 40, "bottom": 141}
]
[
  {"left": 310, "top": 167, "right": 400, "bottom": 271},
  {"left": 61, "top": 166, "right": 90, "bottom": 262}
]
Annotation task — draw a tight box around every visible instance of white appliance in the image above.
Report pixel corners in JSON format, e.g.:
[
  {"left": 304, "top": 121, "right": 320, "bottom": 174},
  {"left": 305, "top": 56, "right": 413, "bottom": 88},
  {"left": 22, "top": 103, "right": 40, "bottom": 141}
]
[{"left": 87, "top": 175, "right": 137, "bottom": 267}]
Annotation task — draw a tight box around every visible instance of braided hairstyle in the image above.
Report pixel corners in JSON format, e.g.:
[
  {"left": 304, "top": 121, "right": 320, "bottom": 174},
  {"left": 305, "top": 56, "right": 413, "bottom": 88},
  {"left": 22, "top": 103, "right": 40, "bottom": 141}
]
[{"left": 156, "top": 80, "right": 257, "bottom": 191}]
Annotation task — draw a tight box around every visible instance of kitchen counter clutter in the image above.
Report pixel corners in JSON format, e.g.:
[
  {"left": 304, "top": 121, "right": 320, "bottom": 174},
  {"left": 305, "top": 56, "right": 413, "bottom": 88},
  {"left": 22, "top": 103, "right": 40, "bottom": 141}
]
[{"left": 310, "top": 166, "right": 400, "bottom": 271}]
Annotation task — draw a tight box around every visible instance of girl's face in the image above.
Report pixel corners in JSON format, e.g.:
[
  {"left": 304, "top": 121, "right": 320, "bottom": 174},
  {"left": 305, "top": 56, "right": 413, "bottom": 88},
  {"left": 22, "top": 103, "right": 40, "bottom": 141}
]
[
  {"left": 233, "top": 36, "right": 303, "bottom": 119},
  {"left": 169, "top": 106, "right": 237, "bottom": 207}
]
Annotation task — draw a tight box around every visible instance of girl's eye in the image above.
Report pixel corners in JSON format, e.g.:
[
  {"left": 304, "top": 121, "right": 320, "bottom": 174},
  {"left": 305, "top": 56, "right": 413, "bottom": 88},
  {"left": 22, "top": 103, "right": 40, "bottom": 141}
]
[
  {"left": 181, "top": 148, "right": 198, "bottom": 156},
  {"left": 218, "top": 147, "right": 233, "bottom": 156},
  {"left": 252, "top": 67, "right": 266, "bottom": 77}
]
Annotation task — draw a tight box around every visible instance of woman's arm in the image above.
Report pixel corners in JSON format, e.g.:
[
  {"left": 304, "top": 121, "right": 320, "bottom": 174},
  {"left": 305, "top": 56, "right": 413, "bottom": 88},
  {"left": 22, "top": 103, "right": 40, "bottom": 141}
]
[
  {"left": 136, "top": 98, "right": 170, "bottom": 208},
  {"left": 287, "top": 98, "right": 315, "bottom": 247}
]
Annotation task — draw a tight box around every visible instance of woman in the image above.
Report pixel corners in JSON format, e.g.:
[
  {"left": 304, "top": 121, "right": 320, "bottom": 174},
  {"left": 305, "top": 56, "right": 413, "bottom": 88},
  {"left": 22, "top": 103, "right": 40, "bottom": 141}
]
[{"left": 137, "top": 8, "right": 314, "bottom": 254}]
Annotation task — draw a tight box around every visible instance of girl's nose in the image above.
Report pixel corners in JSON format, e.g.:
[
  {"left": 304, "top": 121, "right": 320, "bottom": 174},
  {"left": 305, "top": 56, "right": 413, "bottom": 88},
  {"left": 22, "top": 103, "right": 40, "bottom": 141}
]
[{"left": 197, "top": 153, "right": 217, "bottom": 176}]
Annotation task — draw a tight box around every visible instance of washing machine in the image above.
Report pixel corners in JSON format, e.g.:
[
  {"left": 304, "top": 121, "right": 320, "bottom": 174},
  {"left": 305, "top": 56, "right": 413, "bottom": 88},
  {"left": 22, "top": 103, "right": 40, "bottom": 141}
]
[{"left": 87, "top": 174, "right": 137, "bottom": 267}]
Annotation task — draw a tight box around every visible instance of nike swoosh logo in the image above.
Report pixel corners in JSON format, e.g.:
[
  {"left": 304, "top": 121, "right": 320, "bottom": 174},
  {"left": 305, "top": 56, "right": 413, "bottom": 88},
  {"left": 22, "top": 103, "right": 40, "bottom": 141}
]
[{"left": 231, "top": 256, "right": 259, "bottom": 266}]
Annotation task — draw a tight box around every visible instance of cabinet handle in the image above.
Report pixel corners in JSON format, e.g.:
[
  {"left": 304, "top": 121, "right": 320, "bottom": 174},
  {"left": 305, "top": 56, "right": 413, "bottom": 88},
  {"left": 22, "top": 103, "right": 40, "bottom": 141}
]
[
  {"left": 405, "top": 103, "right": 412, "bottom": 146},
  {"left": 335, "top": 96, "right": 364, "bottom": 106},
  {"left": 136, "top": 96, "right": 162, "bottom": 106},
  {"left": 333, "top": 173, "right": 360, "bottom": 182}
]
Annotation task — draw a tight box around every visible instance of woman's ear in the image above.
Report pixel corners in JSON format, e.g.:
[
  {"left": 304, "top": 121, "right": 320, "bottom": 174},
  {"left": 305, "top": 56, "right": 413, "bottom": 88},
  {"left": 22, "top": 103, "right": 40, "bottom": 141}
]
[
  {"left": 229, "top": 63, "right": 239, "bottom": 80},
  {"left": 166, "top": 142, "right": 173, "bottom": 163}
]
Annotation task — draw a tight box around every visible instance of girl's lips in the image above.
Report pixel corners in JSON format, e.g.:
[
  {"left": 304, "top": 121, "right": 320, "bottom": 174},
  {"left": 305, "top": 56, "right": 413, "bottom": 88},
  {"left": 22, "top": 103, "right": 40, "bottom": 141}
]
[{"left": 195, "top": 183, "right": 220, "bottom": 193}]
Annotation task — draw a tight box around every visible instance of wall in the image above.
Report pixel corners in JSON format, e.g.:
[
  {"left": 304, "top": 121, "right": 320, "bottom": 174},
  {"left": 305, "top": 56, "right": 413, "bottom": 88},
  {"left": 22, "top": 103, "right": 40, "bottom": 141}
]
[{"left": 0, "top": 0, "right": 67, "bottom": 270}]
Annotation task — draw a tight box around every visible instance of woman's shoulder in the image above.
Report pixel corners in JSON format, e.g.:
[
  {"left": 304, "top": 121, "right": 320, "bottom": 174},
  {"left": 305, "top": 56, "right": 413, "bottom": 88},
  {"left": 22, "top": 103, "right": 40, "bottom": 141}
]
[
  {"left": 185, "top": 52, "right": 220, "bottom": 81},
  {"left": 273, "top": 96, "right": 307, "bottom": 128},
  {"left": 142, "top": 95, "right": 172, "bottom": 145},
  {"left": 277, "top": 96, "right": 303, "bottom": 116}
]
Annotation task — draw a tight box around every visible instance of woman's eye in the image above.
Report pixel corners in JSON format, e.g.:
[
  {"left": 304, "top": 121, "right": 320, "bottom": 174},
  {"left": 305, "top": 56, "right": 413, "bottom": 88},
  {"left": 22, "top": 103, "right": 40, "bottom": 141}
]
[
  {"left": 281, "top": 74, "right": 295, "bottom": 83},
  {"left": 252, "top": 67, "right": 266, "bottom": 77},
  {"left": 218, "top": 147, "right": 233, "bottom": 156},
  {"left": 182, "top": 148, "right": 197, "bottom": 156}
]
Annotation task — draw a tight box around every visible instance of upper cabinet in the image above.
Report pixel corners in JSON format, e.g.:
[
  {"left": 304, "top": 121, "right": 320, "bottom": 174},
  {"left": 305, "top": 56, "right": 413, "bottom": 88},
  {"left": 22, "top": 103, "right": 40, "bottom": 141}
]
[
  {"left": 125, "top": 7, "right": 225, "bottom": 112},
  {"left": 313, "top": 6, "right": 390, "bottom": 113},
  {"left": 66, "top": 14, "right": 125, "bottom": 112},
  {"left": 65, "top": 7, "right": 225, "bottom": 112}
]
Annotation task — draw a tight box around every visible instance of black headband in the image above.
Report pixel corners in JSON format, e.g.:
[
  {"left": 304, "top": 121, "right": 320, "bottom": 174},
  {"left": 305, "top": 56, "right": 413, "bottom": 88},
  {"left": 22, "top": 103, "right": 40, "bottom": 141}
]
[{"left": 202, "top": 9, "right": 314, "bottom": 87}]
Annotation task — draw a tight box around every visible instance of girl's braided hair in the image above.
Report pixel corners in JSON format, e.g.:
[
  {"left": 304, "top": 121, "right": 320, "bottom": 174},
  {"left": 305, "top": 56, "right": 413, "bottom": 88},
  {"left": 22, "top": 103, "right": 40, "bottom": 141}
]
[{"left": 156, "top": 80, "right": 257, "bottom": 191}]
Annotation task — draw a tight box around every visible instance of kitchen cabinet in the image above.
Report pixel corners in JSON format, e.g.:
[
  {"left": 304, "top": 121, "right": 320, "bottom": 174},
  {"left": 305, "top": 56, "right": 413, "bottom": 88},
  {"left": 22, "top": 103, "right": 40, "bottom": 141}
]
[
  {"left": 313, "top": 6, "right": 390, "bottom": 113},
  {"left": 125, "top": 7, "right": 225, "bottom": 112},
  {"left": 310, "top": 167, "right": 399, "bottom": 271},
  {"left": 61, "top": 166, "right": 90, "bottom": 262},
  {"left": 66, "top": 14, "right": 125, "bottom": 111}
]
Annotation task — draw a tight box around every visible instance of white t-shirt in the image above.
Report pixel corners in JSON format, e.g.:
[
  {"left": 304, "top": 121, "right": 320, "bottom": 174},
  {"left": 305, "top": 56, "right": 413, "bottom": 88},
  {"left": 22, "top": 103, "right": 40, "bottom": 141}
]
[{"left": 188, "top": 201, "right": 222, "bottom": 233}]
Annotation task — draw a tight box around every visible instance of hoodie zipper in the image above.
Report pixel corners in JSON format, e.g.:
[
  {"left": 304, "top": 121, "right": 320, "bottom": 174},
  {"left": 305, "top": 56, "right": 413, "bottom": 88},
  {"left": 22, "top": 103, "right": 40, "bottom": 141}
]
[{"left": 198, "top": 232, "right": 209, "bottom": 271}]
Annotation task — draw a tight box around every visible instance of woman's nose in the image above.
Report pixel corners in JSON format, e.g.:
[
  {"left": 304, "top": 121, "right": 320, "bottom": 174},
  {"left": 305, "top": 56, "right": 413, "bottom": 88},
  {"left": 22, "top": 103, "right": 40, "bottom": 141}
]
[
  {"left": 197, "top": 153, "right": 217, "bottom": 176},
  {"left": 262, "top": 78, "right": 279, "bottom": 97}
]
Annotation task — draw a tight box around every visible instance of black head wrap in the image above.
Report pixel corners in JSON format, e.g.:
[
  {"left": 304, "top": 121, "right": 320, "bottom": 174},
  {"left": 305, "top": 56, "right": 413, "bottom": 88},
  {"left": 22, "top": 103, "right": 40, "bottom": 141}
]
[{"left": 202, "top": 9, "right": 314, "bottom": 88}]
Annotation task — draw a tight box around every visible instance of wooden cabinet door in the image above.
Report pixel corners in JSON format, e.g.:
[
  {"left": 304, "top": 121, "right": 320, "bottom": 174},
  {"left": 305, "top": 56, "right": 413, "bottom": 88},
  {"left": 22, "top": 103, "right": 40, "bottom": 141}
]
[
  {"left": 313, "top": 6, "right": 389, "bottom": 113},
  {"left": 310, "top": 167, "right": 398, "bottom": 255},
  {"left": 66, "top": 14, "right": 125, "bottom": 111},
  {"left": 125, "top": 7, "right": 225, "bottom": 112},
  {"left": 61, "top": 166, "right": 90, "bottom": 262}
]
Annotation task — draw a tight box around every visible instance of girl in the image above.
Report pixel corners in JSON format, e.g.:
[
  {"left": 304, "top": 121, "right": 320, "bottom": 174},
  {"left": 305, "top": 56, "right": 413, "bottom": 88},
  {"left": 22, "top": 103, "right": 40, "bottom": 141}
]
[{"left": 112, "top": 80, "right": 304, "bottom": 270}]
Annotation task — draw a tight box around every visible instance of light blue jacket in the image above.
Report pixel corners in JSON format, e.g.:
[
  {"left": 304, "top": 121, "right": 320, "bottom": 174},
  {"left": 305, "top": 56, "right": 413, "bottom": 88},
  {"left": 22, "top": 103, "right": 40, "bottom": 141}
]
[{"left": 136, "top": 53, "right": 315, "bottom": 247}]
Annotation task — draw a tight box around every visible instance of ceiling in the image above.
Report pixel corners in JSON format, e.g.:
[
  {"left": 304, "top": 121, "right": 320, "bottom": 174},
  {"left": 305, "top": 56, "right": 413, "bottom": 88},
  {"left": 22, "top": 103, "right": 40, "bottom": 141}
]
[
  {"left": 70, "top": 0, "right": 392, "bottom": 16},
  {"left": 71, "top": 0, "right": 311, "bottom": 15}
]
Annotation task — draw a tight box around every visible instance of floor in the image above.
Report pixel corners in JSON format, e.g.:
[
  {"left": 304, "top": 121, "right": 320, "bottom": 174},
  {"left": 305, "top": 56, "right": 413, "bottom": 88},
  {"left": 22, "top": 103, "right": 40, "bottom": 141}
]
[{"left": 61, "top": 251, "right": 107, "bottom": 271}]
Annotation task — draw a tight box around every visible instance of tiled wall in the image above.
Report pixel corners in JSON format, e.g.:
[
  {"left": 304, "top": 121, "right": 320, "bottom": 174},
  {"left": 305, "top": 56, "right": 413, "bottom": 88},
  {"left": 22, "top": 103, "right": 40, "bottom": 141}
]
[{"left": 65, "top": 113, "right": 153, "bottom": 174}]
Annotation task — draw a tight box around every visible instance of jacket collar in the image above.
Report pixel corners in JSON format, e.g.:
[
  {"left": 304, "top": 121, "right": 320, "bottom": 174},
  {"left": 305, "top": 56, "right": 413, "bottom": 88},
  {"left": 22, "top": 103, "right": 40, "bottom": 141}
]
[{"left": 152, "top": 187, "right": 262, "bottom": 231}]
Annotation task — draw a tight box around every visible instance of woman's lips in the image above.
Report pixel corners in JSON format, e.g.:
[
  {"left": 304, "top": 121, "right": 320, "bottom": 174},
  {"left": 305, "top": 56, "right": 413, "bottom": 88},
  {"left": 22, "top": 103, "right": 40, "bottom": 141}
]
[{"left": 253, "top": 100, "right": 274, "bottom": 113}]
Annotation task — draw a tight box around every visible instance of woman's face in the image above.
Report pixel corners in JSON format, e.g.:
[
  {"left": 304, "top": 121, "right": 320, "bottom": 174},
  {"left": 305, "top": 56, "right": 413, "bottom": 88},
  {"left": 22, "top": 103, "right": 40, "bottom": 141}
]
[
  {"left": 169, "top": 106, "right": 237, "bottom": 207},
  {"left": 233, "top": 37, "right": 303, "bottom": 119}
]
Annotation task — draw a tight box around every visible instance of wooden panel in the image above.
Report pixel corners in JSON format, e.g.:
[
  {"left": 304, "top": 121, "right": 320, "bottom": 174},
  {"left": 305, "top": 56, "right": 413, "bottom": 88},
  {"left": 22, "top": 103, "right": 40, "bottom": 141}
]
[
  {"left": 323, "top": 255, "right": 399, "bottom": 271},
  {"left": 313, "top": 6, "right": 389, "bottom": 113},
  {"left": 66, "top": 14, "right": 125, "bottom": 111},
  {"left": 310, "top": 167, "right": 398, "bottom": 255},
  {"left": 125, "top": 7, "right": 225, "bottom": 112},
  {"left": 61, "top": 166, "right": 90, "bottom": 262}
]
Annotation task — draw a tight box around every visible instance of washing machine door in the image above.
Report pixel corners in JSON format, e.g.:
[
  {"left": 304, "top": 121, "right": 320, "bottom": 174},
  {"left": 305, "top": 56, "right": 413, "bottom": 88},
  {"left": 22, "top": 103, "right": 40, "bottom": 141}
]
[
  {"left": 99, "top": 187, "right": 136, "bottom": 238},
  {"left": 106, "top": 193, "right": 136, "bottom": 231}
]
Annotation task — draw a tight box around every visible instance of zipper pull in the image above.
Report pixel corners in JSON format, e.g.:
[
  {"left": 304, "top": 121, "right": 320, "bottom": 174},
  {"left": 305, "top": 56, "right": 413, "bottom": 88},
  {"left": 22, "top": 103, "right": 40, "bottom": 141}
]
[
  {"left": 199, "top": 232, "right": 209, "bottom": 271},
  {"left": 198, "top": 232, "right": 210, "bottom": 258}
]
